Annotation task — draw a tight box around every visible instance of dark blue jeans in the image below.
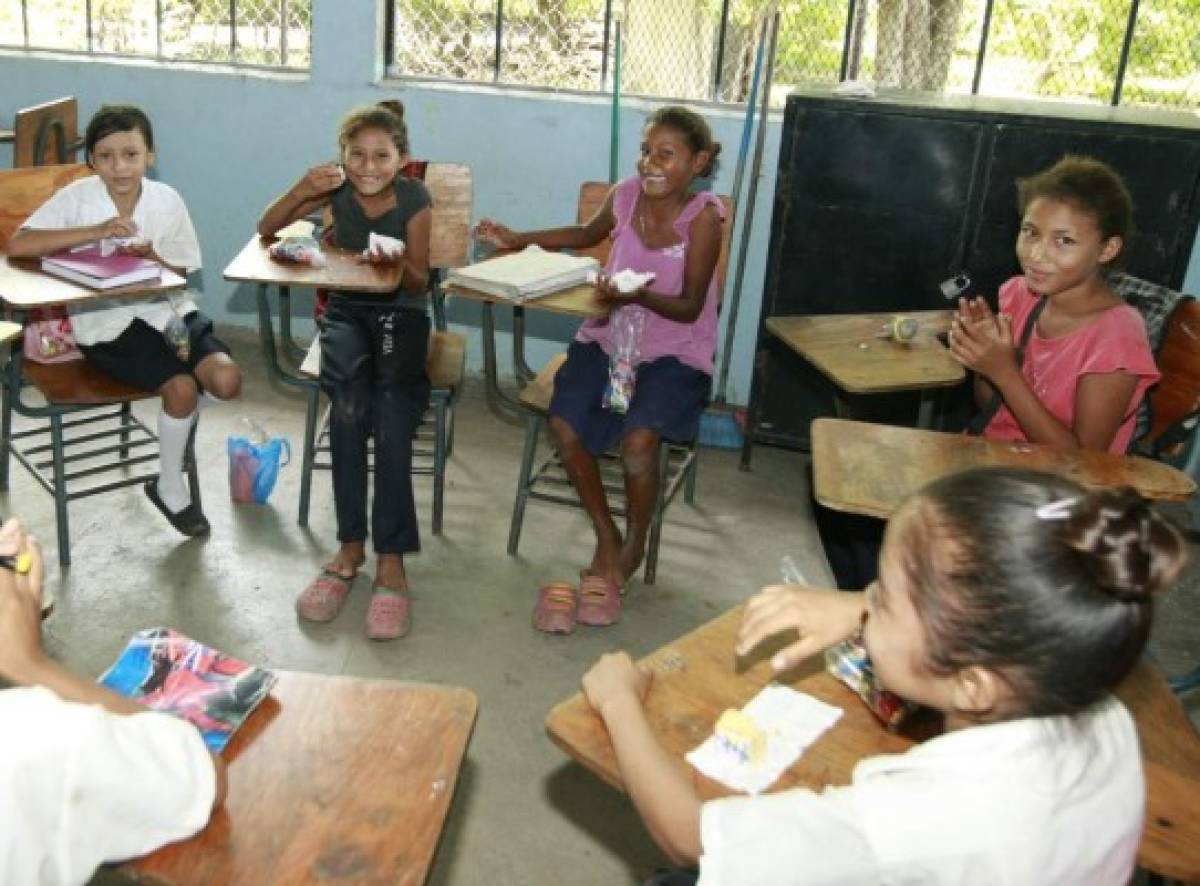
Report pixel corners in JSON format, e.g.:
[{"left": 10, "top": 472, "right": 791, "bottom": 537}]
[{"left": 319, "top": 300, "right": 430, "bottom": 554}]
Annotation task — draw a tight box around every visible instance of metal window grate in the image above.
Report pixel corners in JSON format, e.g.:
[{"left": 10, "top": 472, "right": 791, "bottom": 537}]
[
  {"left": 0, "top": 0, "right": 311, "bottom": 69},
  {"left": 387, "top": 0, "right": 1198, "bottom": 110}
]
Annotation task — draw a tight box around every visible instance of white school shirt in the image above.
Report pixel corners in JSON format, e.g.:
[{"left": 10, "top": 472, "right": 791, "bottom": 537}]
[
  {"left": 0, "top": 685, "right": 216, "bottom": 886},
  {"left": 21, "top": 175, "right": 202, "bottom": 346},
  {"left": 698, "top": 696, "right": 1143, "bottom": 885}
]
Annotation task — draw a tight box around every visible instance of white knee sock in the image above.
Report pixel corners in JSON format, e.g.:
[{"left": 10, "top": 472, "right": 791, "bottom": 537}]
[{"left": 157, "top": 409, "right": 197, "bottom": 513}]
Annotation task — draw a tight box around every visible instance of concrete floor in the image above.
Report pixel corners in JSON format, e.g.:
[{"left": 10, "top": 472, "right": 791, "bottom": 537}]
[{"left": 12, "top": 325, "right": 1199, "bottom": 885}]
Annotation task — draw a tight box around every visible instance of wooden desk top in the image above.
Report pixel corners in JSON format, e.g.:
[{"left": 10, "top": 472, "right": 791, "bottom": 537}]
[
  {"left": 0, "top": 255, "right": 186, "bottom": 308},
  {"left": 811, "top": 418, "right": 1197, "bottom": 518},
  {"left": 546, "top": 606, "right": 1200, "bottom": 881},
  {"left": 766, "top": 311, "right": 965, "bottom": 394},
  {"left": 223, "top": 232, "right": 403, "bottom": 293},
  {"left": 129, "top": 670, "right": 478, "bottom": 885},
  {"left": 445, "top": 281, "right": 607, "bottom": 318}
]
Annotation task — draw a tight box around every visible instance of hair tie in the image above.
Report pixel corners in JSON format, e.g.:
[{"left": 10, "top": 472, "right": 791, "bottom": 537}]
[{"left": 1035, "top": 498, "right": 1078, "bottom": 521}]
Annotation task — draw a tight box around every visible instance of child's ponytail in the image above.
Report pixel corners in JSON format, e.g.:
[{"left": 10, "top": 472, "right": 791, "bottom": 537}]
[{"left": 1056, "top": 488, "right": 1187, "bottom": 604}]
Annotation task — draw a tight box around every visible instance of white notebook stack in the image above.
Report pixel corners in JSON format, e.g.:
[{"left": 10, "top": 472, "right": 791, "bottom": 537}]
[{"left": 446, "top": 245, "right": 599, "bottom": 302}]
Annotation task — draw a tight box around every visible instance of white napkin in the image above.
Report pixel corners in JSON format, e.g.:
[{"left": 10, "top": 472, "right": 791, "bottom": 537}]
[
  {"left": 686, "top": 684, "right": 843, "bottom": 795},
  {"left": 587, "top": 268, "right": 656, "bottom": 294},
  {"left": 365, "top": 232, "right": 406, "bottom": 260}
]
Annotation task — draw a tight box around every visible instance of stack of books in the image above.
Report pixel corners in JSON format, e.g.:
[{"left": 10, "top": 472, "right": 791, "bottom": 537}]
[
  {"left": 446, "top": 245, "right": 599, "bottom": 302},
  {"left": 41, "top": 246, "right": 162, "bottom": 290}
]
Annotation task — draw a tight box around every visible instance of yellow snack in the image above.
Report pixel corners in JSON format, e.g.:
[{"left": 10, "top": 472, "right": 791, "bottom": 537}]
[{"left": 714, "top": 708, "right": 767, "bottom": 766}]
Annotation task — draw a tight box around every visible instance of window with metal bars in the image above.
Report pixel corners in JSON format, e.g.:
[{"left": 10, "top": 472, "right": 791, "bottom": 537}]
[
  {"left": 0, "top": 0, "right": 312, "bottom": 70},
  {"left": 385, "top": 0, "right": 1198, "bottom": 110}
]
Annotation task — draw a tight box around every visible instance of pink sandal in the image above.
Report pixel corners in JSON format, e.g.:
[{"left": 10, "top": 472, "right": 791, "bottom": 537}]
[
  {"left": 533, "top": 581, "right": 577, "bottom": 634},
  {"left": 576, "top": 574, "right": 622, "bottom": 627},
  {"left": 366, "top": 587, "right": 411, "bottom": 640},
  {"left": 296, "top": 570, "right": 354, "bottom": 622}
]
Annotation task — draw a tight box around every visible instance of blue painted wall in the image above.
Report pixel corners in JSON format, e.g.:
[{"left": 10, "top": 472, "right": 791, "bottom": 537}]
[{"left": 3, "top": 0, "right": 1198, "bottom": 407}]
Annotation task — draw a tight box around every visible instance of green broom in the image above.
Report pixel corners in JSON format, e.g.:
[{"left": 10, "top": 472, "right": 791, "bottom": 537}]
[{"left": 699, "top": 12, "right": 778, "bottom": 449}]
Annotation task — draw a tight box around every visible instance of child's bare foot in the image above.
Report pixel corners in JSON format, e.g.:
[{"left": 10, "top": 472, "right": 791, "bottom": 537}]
[
  {"left": 374, "top": 552, "right": 408, "bottom": 593},
  {"left": 588, "top": 527, "right": 624, "bottom": 586},
  {"left": 324, "top": 542, "right": 366, "bottom": 580}
]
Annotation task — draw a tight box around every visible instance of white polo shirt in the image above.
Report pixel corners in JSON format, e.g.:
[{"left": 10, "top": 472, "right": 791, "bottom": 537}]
[
  {"left": 0, "top": 685, "right": 216, "bottom": 885},
  {"left": 699, "top": 695, "right": 1143, "bottom": 885},
  {"left": 21, "top": 175, "right": 202, "bottom": 345}
]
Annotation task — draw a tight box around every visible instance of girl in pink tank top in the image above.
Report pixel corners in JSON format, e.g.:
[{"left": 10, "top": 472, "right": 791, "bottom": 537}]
[{"left": 476, "top": 106, "right": 725, "bottom": 632}]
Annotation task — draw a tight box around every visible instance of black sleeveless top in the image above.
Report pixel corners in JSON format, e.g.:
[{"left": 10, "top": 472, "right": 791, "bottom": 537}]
[{"left": 329, "top": 176, "right": 432, "bottom": 309}]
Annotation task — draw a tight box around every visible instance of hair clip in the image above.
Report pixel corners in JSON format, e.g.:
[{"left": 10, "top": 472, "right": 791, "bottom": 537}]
[{"left": 1035, "top": 498, "right": 1078, "bottom": 521}]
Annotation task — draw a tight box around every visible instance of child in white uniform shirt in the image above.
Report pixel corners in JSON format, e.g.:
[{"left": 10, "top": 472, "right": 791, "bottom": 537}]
[
  {"left": 0, "top": 518, "right": 225, "bottom": 884},
  {"left": 582, "top": 467, "right": 1186, "bottom": 885},
  {"left": 8, "top": 105, "right": 242, "bottom": 537}
]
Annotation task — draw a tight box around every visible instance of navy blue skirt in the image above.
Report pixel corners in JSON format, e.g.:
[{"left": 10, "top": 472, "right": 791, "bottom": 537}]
[{"left": 549, "top": 341, "right": 711, "bottom": 455}]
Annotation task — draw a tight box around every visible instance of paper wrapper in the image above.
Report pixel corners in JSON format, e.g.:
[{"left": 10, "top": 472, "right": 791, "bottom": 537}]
[{"left": 686, "top": 684, "right": 843, "bottom": 795}]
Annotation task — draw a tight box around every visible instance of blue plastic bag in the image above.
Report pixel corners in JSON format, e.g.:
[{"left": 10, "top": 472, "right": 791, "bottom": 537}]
[{"left": 227, "top": 434, "right": 291, "bottom": 504}]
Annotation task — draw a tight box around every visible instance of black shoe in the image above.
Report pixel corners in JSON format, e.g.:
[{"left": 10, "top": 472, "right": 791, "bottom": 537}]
[{"left": 144, "top": 479, "right": 210, "bottom": 537}]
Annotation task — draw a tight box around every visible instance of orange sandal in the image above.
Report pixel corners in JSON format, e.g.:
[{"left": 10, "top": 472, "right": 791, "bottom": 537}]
[
  {"left": 576, "top": 574, "right": 621, "bottom": 627},
  {"left": 533, "top": 581, "right": 578, "bottom": 634}
]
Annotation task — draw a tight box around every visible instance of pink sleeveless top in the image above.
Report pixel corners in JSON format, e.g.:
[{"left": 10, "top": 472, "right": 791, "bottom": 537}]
[{"left": 575, "top": 176, "right": 726, "bottom": 374}]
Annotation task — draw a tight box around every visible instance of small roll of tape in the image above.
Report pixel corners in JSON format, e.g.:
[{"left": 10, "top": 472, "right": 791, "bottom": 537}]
[{"left": 891, "top": 316, "right": 919, "bottom": 341}]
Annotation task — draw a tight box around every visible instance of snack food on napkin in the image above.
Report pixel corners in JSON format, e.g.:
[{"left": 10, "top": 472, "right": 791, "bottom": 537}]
[{"left": 268, "top": 236, "right": 326, "bottom": 268}]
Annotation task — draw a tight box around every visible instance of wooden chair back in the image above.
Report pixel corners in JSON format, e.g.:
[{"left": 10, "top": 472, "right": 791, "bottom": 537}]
[
  {"left": 0, "top": 163, "right": 92, "bottom": 248},
  {"left": 14, "top": 97, "right": 80, "bottom": 168},
  {"left": 426, "top": 163, "right": 472, "bottom": 271},
  {"left": 1142, "top": 297, "right": 1200, "bottom": 458},
  {"left": 575, "top": 180, "right": 736, "bottom": 298}
]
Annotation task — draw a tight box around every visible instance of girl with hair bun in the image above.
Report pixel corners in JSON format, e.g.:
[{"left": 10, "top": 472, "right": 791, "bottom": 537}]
[{"left": 580, "top": 467, "right": 1186, "bottom": 884}]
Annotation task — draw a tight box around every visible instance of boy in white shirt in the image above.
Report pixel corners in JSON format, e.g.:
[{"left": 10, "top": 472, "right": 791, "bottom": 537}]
[{"left": 0, "top": 519, "right": 225, "bottom": 884}]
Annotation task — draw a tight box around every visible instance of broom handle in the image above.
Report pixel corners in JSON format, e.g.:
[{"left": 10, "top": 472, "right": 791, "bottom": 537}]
[
  {"left": 609, "top": 20, "right": 622, "bottom": 184},
  {"left": 714, "top": 10, "right": 779, "bottom": 406},
  {"left": 712, "top": 16, "right": 766, "bottom": 404}
]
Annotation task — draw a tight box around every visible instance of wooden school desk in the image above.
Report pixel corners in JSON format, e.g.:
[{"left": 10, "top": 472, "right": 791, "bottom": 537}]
[
  {"left": 810, "top": 417, "right": 1197, "bottom": 520},
  {"left": 128, "top": 670, "right": 479, "bottom": 885},
  {"left": 740, "top": 310, "right": 964, "bottom": 469},
  {"left": 545, "top": 606, "right": 1200, "bottom": 882},
  {"left": 0, "top": 254, "right": 186, "bottom": 309},
  {"left": 444, "top": 279, "right": 605, "bottom": 415},
  {"left": 223, "top": 227, "right": 403, "bottom": 391}
]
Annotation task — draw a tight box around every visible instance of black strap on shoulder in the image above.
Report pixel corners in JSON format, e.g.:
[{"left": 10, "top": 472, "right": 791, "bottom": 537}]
[{"left": 965, "top": 297, "right": 1048, "bottom": 436}]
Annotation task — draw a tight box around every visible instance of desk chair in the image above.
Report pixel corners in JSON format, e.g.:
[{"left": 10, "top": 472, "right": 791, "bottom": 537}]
[
  {"left": 0, "top": 164, "right": 199, "bottom": 566},
  {"left": 13, "top": 97, "right": 82, "bottom": 168},
  {"left": 1118, "top": 278, "right": 1200, "bottom": 701},
  {"left": 506, "top": 182, "right": 734, "bottom": 584},
  {"left": 296, "top": 163, "right": 472, "bottom": 534}
]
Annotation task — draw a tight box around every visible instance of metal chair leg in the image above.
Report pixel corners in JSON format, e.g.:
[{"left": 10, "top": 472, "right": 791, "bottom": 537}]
[
  {"left": 508, "top": 412, "right": 542, "bottom": 556},
  {"left": 298, "top": 384, "right": 320, "bottom": 526},
  {"left": 49, "top": 413, "right": 70, "bottom": 567},
  {"left": 643, "top": 443, "right": 671, "bottom": 585},
  {"left": 118, "top": 401, "right": 133, "bottom": 460},
  {"left": 684, "top": 445, "right": 699, "bottom": 505},
  {"left": 184, "top": 415, "right": 202, "bottom": 510},
  {"left": 0, "top": 368, "right": 12, "bottom": 492},
  {"left": 432, "top": 393, "right": 447, "bottom": 535}
]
